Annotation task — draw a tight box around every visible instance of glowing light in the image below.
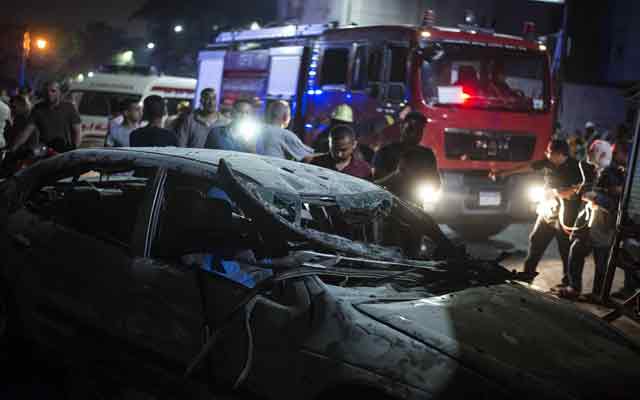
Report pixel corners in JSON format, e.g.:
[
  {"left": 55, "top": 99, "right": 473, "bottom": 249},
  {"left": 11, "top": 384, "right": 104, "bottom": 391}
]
[
  {"left": 461, "top": 92, "right": 471, "bottom": 101},
  {"left": 538, "top": 44, "right": 547, "bottom": 52},
  {"left": 309, "top": 71, "right": 316, "bottom": 76},
  {"left": 283, "top": 24, "right": 296, "bottom": 36},
  {"left": 87, "top": 71, "right": 94, "bottom": 78},
  {"left": 307, "top": 90, "right": 315, "bottom": 95},
  {"left": 147, "top": 42, "right": 156, "bottom": 50},
  {"left": 416, "top": 183, "right": 441, "bottom": 208},
  {"left": 250, "top": 22, "right": 261, "bottom": 30},
  {"left": 35, "top": 38, "right": 48, "bottom": 50},
  {"left": 76, "top": 73, "right": 85, "bottom": 82},
  {"left": 173, "top": 25, "right": 183, "bottom": 33},
  {"left": 236, "top": 119, "right": 260, "bottom": 142},
  {"left": 528, "top": 185, "right": 546, "bottom": 203},
  {"left": 421, "top": 31, "right": 432, "bottom": 38},
  {"left": 305, "top": 124, "right": 313, "bottom": 129},
  {"left": 314, "top": 89, "right": 323, "bottom": 95}
]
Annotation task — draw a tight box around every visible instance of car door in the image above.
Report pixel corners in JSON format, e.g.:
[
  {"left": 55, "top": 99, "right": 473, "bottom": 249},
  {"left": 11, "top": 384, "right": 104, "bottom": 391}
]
[
  {"left": 5, "top": 162, "right": 158, "bottom": 356},
  {"left": 126, "top": 170, "right": 253, "bottom": 372}
]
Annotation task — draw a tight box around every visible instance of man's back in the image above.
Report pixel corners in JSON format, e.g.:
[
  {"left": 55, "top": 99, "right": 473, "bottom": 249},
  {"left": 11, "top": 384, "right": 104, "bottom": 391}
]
[
  {"left": 258, "top": 125, "right": 312, "bottom": 160},
  {"left": 130, "top": 126, "right": 177, "bottom": 147}
]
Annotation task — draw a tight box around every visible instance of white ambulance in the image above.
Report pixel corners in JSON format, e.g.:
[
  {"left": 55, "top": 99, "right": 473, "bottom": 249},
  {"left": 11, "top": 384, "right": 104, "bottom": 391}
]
[{"left": 69, "top": 67, "right": 196, "bottom": 148}]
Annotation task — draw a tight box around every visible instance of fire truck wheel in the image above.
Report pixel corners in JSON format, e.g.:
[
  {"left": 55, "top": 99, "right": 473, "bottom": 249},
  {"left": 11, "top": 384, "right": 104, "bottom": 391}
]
[{"left": 447, "top": 221, "right": 510, "bottom": 241}]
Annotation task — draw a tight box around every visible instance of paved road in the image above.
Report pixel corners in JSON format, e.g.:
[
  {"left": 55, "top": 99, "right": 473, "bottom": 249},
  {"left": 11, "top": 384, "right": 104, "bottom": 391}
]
[{"left": 454, "top": 223, "right": 640, "bottom": 343}]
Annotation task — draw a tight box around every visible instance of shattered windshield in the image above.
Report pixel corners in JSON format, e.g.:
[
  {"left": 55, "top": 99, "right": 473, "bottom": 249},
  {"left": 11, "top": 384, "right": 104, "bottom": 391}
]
[{"left": 421, "top": 42, "right": 549, "bottom": 112}]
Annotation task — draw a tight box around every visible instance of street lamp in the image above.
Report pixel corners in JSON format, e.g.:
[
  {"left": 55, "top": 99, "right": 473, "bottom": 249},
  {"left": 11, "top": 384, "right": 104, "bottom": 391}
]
[
  {"left": 173, "top": 25, "right": 183, "bottom": 33},
  {"left": 146, "top": 42, "right": 155, "bottom": 50},
  {"left": 35, "top": 38, "right": 48, "bottom": 50}
]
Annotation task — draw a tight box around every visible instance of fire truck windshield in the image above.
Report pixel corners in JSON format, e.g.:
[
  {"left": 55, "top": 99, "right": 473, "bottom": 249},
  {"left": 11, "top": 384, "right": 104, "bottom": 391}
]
[{"left": 421, "top": 42, "right": 549, "bottom": 113}]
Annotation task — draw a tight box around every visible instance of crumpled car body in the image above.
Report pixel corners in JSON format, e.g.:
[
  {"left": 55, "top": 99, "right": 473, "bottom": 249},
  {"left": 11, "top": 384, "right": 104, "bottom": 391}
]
[{"left": 0, "top": 148, "right": 639, "bottom": 399}]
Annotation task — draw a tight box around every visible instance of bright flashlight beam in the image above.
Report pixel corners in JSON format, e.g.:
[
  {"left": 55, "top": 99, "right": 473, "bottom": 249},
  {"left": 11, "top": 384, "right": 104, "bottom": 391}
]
[
  {"left": 237, "top": 120, "right": 259, "bottom": 142},
  {"left": 528, "top": 186, "right": 546, "bottom": 203},
  {"left": 417, "top": 184, "right": 440, "bottom": 204}
]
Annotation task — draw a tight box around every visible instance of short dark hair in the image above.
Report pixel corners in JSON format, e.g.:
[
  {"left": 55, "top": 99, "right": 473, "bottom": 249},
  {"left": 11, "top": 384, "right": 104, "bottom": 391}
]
[
  {"left": 233, "top": 98, "right": 253, "bottom": 111},
  {"left": 201, "top": 88, "right": 215, "bottom": 97},
  {"left": 404, "top": 111, "right": 427, "bottom": 125},
  {"left": 329, "top": 124, "right": 356, "bottom": 142},
  {"left": 143, "top": 95, "right": 166, "bottom": 120},
  {"left": 549, "top": 139, "right": 569, "bottom": 156},
  {"left": 120, "top": 98, "right": 140, "bottom": 113},
  {"left": 266, "top": 100, "right": 290, "bottom": 124}
]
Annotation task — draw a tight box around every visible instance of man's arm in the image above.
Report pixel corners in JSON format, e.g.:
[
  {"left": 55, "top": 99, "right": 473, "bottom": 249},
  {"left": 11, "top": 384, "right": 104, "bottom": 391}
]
[
  {"left": 489, "top": 162, "right": 536, "bottom": 181},
  {"left": 71, "top": 123, "right": 82, "bottom": 148},
  {"left": 175, "top": 116, "right": 190, "bottom": 147},
  {"left": 282, "top": 129, "right": 314, "bottom": 161},
  {"left": 10, "top": 122, "right": 37, "bottom": 152}
]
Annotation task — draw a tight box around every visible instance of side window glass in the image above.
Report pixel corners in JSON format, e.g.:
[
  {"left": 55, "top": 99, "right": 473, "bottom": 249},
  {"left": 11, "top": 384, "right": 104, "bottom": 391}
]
[
  {"left": 320, "top": 48, "right": 349, "bottom": 87},
  {"left": 151, "top": 172, "right": 272, "bottom": 288},
  {"left": 26, "top": 165, "right": 157, "bottom": 250},
  {"left": 351, "top": 46, "right": 368, "bottom": 91},
  {"left": 389, "top": 46, "right": 409, "bottom": 83}
]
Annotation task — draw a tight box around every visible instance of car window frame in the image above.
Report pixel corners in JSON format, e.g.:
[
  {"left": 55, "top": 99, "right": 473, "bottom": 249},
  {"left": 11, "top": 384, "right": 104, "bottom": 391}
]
[{"left": 24, "top": 160, "right": 160, "bottom": 256}]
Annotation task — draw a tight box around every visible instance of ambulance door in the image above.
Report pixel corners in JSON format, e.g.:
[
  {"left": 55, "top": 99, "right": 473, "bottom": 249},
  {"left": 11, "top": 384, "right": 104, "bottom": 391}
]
[
  {"left": 195, "top": 51, "right": 226, "bottom": 107},
  {"left": 266, "top": 46, "right": 308, "bottom": 135}
]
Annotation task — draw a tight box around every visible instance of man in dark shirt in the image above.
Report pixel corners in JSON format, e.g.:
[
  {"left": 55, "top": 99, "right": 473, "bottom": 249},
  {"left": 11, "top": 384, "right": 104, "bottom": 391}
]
[
  {"left": 374, "top": 112, "right": 440, "bottom": 202},
  {"left": 130, "top": 95, "right": 177, "bottom": 147},
  {"left": 10, "top": 81, "right": 82, "bottom": 153},
  {"left": 311, "top": 125, "right": 372, "bottom": 180},
  {"left": 491, "top": 140, "right": 588, "bottom": 286}
]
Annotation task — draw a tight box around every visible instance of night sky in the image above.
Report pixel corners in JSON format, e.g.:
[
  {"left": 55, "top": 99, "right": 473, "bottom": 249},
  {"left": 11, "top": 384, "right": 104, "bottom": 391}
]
[{"left": 2, "top": 0, "right": 148, "bottom": 33}]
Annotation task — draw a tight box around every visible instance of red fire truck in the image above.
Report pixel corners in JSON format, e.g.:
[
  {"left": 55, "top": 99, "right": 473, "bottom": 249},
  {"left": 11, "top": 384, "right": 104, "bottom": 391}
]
[{"left": 196, "top": 20, "right": 553, "bottom": 238}]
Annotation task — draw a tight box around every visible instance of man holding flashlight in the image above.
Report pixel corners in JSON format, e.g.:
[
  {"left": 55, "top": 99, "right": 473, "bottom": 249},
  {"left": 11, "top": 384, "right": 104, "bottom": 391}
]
[
  {"left": 205, "top": 99, "right": 254, "bottom": 152},
  {"left": 490, "top": 140, "right": 587, "bottom": 285}
]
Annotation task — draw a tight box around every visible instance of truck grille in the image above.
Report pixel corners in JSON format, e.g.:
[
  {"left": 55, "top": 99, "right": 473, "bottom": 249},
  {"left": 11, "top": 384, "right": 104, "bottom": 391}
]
[{"left": 444, "top": 128, "right": 536, "bottom": 162}]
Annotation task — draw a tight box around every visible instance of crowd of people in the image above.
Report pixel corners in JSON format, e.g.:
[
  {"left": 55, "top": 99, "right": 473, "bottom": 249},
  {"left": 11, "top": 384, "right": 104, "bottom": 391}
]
[
  {"left": 1, "top": 82, "right": 638, "bottom": 300},
  {"left": 491, "top": 122, "right": 637, "bottom": 302}
]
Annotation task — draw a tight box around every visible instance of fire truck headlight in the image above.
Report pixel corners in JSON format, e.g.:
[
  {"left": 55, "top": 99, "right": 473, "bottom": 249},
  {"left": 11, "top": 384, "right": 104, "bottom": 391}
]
[
  {"left": 528, "top": 185, "right": 546, "bottom": 203},
  {"left": 416, "top": 183, "right": 441, "bottom": 206},
  {"left": 237, "top": 119, "right": 260, "bottom": 142}
]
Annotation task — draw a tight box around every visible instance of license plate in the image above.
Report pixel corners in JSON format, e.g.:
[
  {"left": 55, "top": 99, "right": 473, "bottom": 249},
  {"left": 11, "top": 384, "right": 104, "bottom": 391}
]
[{"left": 479, "top": 192, "right": 501, "bottom": 206}]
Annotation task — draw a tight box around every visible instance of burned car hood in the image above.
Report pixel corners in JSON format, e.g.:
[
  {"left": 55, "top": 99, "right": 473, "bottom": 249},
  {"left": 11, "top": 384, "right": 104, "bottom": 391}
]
[{"left": 354, "top": 283, "right": 640, "bottom": 399}]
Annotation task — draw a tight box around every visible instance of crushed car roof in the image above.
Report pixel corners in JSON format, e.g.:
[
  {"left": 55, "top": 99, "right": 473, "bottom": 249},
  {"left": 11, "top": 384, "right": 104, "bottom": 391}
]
[{"left": 86, "top": 147, "right": 381, "bottom": 197}]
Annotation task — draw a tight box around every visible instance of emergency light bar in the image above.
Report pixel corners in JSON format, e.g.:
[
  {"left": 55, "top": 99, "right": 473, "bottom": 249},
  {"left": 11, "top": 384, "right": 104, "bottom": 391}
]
[{"left": 216, "top": 24, "right": 326, "bottom": 43}]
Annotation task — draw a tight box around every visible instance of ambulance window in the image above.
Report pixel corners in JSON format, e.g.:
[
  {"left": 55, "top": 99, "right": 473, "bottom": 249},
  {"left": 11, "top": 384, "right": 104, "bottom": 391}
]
[
  {"left": 321, "top": 48, "right": 349, "bottom": 86},
  {"left": 389, "top": 46, "right": 408, "bottom": 83},
  {"left": 368, "top": 49, "right": 384, "bottom": 82},
  {"left": 351, "top": 46, "right": 368, "bottom": 90}
]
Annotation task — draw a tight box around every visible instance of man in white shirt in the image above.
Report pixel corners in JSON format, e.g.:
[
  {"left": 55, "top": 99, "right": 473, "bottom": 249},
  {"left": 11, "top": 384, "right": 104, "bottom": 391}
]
[
  {"left": 105, "top": 99, "right": 142, "bottom": 147},
  {"left": 0, "top": 98, "right": 10, "bottom": 148},
  {"left": 257, "top": 100, "right": 313, "bottom": 161}
]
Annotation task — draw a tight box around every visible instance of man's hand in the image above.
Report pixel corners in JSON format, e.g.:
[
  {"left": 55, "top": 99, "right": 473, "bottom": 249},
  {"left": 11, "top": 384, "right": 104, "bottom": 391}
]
[{"left": 302, "top": 153, "right": 326, "bottom": 163}]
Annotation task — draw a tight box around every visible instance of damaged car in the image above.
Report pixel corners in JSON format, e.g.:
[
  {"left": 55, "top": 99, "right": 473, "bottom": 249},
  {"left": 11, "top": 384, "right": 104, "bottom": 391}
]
[{"left": 1, "top": 147, "right": 640, "bottom": 399}]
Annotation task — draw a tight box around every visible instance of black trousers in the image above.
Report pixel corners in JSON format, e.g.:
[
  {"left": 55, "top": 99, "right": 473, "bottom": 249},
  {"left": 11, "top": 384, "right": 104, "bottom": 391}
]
[
  {"left": 524, "top": 216, "right": 571, "bottom": 283},
  {"left": 567, "top": 234, "right": 609, "bottom": 294}
]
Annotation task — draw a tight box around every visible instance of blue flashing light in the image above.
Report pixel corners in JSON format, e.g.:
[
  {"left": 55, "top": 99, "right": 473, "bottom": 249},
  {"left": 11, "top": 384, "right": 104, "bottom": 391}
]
[
  {"left": 305, "top": 124, "right": 313, "bottom": 129},
  {"left": 346, "top": 93, "right": 352, "bottom": 100},
  {"left": 312, "top": 55, "right": 319, "bottom": 61},
  {"left": 307, "top": 90, "right": 315, "bottom": 95},
  {"left": 310, "top": 62, "right": 317, "bottom": 68},
  {"left": 314, "top": 89, "right": 323, "bottom": 95},
  {"left": 309, "top": 71, "right": 316, "bottom": 76}
]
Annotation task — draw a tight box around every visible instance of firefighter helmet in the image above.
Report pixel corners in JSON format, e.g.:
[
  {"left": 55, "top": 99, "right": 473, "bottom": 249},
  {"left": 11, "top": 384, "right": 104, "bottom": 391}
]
[{"left": 330, "top": 104, "right": 354, "bottom": 123}]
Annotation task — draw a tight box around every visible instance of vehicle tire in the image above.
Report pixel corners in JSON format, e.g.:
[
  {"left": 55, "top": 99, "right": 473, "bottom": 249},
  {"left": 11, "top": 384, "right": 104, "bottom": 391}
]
[{"left": 448, "top": 220, "right": 510, "bottom": 241}]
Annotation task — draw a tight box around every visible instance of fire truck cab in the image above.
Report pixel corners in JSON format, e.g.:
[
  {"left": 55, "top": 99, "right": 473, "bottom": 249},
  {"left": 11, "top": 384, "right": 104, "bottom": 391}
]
[{"left": 197, "top": 21, "right": 552, "bottom": 238}]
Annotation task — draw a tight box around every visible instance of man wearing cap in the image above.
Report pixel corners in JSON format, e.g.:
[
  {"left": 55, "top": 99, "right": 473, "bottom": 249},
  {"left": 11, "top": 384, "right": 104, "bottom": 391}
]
[{"left": 310, "top": 104, "right": 354, "bottom": 153}]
